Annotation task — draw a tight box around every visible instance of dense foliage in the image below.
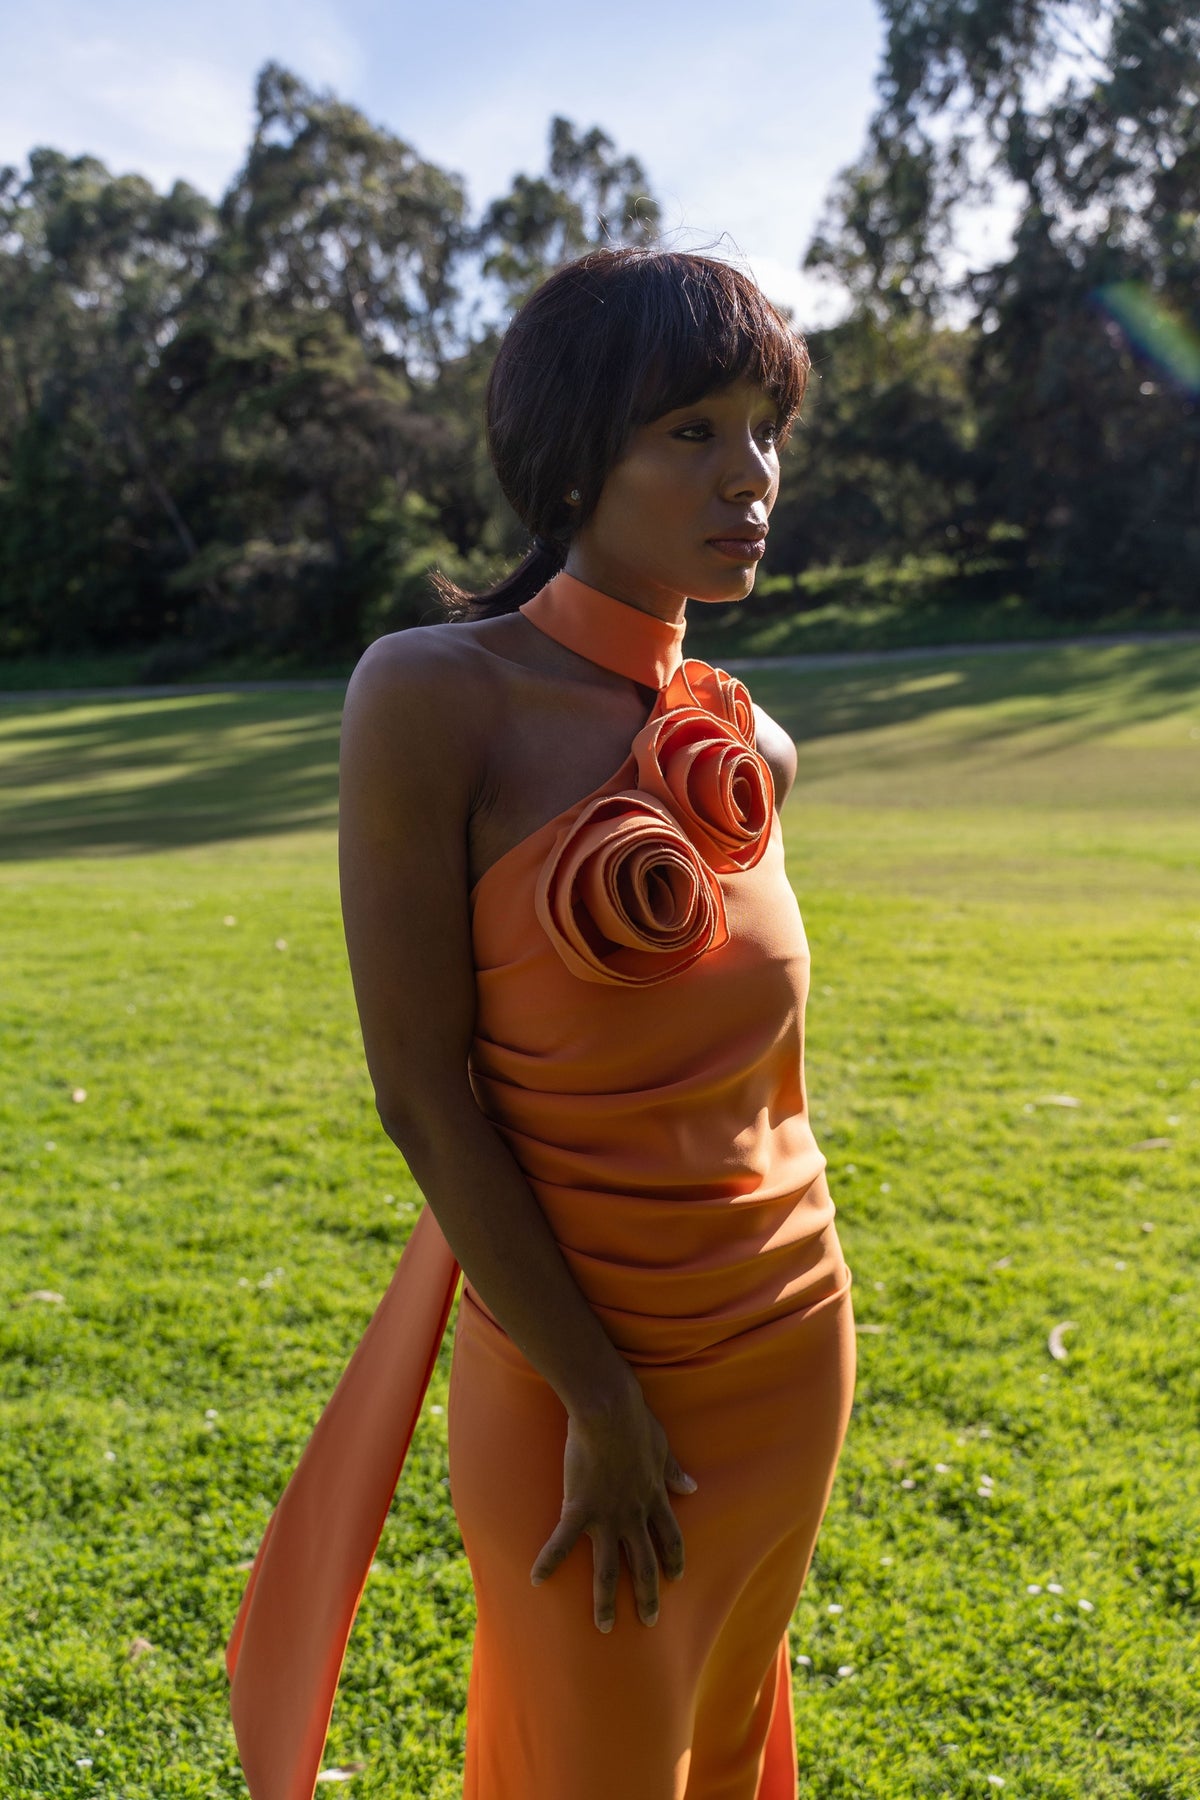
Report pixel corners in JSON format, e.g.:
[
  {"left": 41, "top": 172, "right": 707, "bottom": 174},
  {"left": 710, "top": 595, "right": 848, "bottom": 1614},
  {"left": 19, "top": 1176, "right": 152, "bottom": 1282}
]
[
  {"left": 0, "top": 14, "right": 1196, "bottom": 665},
  {"left": 794, "top": 0, "right": 1200, "bottom": 616},
  {"left": 0, "top": 67, "right": 657, "bottom": 664}
]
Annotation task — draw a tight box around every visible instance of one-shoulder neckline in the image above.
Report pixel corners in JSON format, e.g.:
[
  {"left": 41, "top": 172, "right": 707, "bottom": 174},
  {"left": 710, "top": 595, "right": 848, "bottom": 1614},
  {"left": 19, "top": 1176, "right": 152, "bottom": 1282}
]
[
  {"left": 461, "top": 629, "right": 661, "bottom": 905},
  {"left": 469, "top": 748, "right": 637, "bottom": 909},
  {"left": 464, "top": 622, "right": 772, "bottom": 916}
]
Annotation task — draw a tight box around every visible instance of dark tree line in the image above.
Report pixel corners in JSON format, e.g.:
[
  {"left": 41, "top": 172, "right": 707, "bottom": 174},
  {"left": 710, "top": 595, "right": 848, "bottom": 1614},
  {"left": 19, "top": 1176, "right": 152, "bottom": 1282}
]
[
  {"left": 0, "top": 67, "right": 657, "bottom": 664},
  {"left": 0, "top": 17, "right": 1196, "bottom": 666}
]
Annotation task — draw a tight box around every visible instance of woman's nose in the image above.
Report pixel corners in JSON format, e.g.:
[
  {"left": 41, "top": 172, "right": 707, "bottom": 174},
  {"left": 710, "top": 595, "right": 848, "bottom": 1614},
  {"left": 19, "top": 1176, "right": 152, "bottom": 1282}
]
[{"left": 722, "top": 437, "right": 775, "bottom": 501}]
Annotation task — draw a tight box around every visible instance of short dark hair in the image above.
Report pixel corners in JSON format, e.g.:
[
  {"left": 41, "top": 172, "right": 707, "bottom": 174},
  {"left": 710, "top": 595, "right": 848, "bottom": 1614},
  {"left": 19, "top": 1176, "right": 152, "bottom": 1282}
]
[{"left": 436, "top": 247, "right": 810, "bottom": 619}]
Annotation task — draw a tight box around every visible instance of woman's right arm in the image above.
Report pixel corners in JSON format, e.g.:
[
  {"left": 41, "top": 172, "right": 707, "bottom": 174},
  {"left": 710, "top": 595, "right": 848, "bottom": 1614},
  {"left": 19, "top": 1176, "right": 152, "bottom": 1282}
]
[{"left": 337, "top": 633, "right": 696, "bottom": 1632}]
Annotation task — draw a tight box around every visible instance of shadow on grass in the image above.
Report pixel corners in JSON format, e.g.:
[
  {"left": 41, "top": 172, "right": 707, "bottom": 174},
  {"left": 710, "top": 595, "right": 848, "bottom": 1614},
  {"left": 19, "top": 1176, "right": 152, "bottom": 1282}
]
[
  {"left": 3, "top": 641, "right": 1198, "bottom": 862},
  {"left": 746, "top": 640, "right": 1200, "bottom": 750},
  {"left": 0, "top": 691, "right": 344, "bottom": 860}
]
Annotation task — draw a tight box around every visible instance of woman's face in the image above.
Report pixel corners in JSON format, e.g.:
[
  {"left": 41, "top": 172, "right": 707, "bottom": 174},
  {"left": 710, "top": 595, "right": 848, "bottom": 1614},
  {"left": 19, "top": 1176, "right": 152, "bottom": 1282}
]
[{"left": 563, "top": 377, "right": 782, "bottom": 620}]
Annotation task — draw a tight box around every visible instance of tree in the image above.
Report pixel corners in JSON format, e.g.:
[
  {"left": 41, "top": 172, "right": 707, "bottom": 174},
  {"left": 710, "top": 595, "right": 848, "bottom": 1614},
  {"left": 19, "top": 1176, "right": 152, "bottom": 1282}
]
[
  {"left": 215, "top": 62, "right": 468, "bottom": 370},
  {"left": 0, "top": 149, "right": 216, "bottom": 649},
  {"left": 771, "top": 309, "right": 978, "bottom": 574},
  {"left": 477, "top": 116, "right": 659, "bottom": 309},
  {"left": 805, "top": 0, "right": 1200, "bottom": 612},
  {"left": 0, "top": 77, "right": 668, "bottom": 661}
]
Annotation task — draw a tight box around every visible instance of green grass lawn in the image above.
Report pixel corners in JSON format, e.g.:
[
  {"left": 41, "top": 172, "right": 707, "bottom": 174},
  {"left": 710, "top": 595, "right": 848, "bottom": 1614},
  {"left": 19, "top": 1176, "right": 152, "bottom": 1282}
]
[{"left": 1, "top": 641, "right": 1197, "bottom": 1799}]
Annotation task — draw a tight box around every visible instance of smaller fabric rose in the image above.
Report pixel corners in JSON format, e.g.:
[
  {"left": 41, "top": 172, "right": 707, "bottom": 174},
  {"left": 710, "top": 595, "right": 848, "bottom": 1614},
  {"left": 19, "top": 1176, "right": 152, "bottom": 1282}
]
[
  {"left": 632, "top": 706, "right": 773, "bottom": 874},
  {"left": 664, "top": 659, "right": 757, "bottom": 745},
  {"left": 535, "top": 791, "right": 728, "bottom": 986}
]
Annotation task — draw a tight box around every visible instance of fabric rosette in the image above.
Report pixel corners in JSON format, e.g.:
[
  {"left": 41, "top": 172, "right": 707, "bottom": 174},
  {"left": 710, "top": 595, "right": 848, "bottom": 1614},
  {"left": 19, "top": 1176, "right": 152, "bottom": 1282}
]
[
  {"left": 632, "top": 705, "right": 774, "bottom": 874},
  {"left": 534, "top": 791, "right": 729, "bottom": 986},
  {"left": 664, "top": 659, "right": 757, "bottom": 745}
]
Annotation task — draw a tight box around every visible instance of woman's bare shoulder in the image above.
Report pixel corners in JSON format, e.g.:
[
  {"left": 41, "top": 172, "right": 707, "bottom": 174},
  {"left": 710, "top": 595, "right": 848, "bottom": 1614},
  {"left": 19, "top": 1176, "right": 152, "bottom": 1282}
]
[
  {"left": 343, "top": 623, "right": 504, "bottom": 781},
  {"left": 750, "top": 698, "right": 799, "bottom": 810},
  {"left": 348, "top": 621, "right": 503, "bottom": 708}
]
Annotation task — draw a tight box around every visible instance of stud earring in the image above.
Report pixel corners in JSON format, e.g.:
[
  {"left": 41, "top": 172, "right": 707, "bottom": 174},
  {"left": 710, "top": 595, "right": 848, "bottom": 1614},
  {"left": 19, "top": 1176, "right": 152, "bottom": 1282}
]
[{"left": 568, "top": 488, "right": 581, "bottom": 503}]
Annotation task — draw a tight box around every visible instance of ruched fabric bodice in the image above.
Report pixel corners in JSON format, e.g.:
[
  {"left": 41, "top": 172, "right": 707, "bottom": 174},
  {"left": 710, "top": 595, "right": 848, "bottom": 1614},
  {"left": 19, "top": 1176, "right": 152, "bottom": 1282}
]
[{"left": 466, "top": 626, "right": 845, "bottom": 1362}]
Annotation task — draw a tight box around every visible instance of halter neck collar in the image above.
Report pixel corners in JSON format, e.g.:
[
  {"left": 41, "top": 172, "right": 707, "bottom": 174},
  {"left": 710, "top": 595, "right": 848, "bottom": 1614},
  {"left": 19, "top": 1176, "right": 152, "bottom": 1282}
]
[{"left": 518, "top": 571, "right": 686, "bottom": 690}]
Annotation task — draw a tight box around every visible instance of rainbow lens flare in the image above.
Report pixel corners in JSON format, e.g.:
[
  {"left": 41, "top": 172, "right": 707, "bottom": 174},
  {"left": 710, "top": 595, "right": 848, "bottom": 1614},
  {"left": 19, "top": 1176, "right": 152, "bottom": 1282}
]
[{"left": 1092, "top": 281, "right": 1200, "bottom": 397}]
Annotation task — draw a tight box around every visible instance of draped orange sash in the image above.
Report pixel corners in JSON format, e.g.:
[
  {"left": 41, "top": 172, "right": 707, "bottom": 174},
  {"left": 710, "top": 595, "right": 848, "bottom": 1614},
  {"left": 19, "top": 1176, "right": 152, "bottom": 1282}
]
[{"left": 226, "top": 1206, "right": 459, "bottom": 1799}]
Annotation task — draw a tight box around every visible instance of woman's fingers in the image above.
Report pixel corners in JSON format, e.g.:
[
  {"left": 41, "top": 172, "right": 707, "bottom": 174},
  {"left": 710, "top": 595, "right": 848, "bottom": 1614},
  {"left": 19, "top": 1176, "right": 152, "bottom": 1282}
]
[
  {"left": 663, "top": 1453, "right": 698, "bottom": 1496},
  {"left": 623, "top": 1524, "right": 662, "bottom": 1626},
  {"left": 530, "top": 1509, "right": 584, "bottom": 1588},
  {"left": 648, "top": 1493, "right": 686, "bottom": 1582},
  {"left": 591, "top": 1532, "right": 621, "bottom": 1633},
  {"left": 656, "top": 1452, "right": 693, "bottom": 1583},
  {"left": 535, "top": 1518, "right": 663, "bottom": 1633},
  {"left": 532, "top": 1417, "right": 698, "bottom": 1628},
  {"left": 594, "top": 1526, "right": 661, "bottom": 1630}
]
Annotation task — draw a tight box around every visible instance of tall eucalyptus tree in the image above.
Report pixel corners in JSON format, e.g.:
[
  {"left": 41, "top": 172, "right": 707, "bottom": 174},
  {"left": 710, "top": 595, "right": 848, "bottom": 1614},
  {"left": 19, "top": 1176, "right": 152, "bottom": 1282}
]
[{"left": 804, "top": 0, "right": 1200, "bottom": 611}]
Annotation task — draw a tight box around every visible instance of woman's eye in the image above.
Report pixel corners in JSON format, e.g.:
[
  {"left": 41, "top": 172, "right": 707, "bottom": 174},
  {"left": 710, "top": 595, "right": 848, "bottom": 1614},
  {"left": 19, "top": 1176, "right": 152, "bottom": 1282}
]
[{"left": 670, "top": 419, "right": 778, "bottom": 446}]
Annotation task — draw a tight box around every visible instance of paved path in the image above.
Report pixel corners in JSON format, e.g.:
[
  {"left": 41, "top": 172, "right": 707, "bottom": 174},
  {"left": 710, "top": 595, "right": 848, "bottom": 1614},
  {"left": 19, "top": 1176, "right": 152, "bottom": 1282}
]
[
  {"left": 722, "top": 629, "right": 1200, "bottom": 671},
  {"left": 2, "top": 631, "right": 1198, "bottom": 704}
]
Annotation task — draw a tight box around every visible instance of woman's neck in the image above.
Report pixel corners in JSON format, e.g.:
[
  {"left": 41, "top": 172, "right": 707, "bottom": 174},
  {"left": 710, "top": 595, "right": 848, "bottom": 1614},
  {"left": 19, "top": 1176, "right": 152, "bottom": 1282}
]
[
  {"left": 519, "top": 571, "right": 687, "bottom": 690},
  {"left": 561, "top": 546, "right": 688, "bottom": 629}
]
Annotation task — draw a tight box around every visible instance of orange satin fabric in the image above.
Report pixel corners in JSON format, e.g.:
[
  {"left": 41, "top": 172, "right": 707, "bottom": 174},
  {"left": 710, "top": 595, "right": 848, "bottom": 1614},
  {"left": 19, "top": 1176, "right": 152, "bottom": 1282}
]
[
  {"left": 226, "top": 571, "right": 855, "bottom": 1800},
  {"left": 227, "top": 1206, "right": 460, "bottom": 1800}
]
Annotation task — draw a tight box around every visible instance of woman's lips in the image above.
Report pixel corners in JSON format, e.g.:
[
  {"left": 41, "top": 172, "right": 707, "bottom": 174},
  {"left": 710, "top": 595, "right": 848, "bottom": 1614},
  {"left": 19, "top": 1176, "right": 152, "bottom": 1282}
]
[{"left": 706, "top": 536, "right": 766, "bottom": 562}]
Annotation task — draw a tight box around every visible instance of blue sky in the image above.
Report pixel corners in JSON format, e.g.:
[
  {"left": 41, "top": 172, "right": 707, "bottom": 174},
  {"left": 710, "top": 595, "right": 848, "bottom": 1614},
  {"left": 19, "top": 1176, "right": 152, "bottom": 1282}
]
[
  {"left": 0, "top": 1, "right": 1021, "bottom": 324},
  {"left": 0, "top": 0, "right": 1015, "bottom": 326}
]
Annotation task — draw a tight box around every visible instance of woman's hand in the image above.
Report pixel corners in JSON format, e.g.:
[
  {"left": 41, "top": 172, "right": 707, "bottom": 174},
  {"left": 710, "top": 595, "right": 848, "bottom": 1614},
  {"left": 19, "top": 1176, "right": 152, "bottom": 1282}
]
[{"left": 530, "top": 1389, "right": 698, "bottom": 1632}]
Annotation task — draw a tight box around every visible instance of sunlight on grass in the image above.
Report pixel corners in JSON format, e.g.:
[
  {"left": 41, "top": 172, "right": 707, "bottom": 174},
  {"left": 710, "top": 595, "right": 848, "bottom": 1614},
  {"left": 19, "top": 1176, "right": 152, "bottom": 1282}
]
[{"left": 1, "top": 642, "right": 1197, "bottom": 1797}]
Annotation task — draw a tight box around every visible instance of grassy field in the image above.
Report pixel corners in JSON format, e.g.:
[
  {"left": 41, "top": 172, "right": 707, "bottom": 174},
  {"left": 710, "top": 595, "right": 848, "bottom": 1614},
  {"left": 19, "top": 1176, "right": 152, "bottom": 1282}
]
[{"left": 1, "top": 641, "right": 1197, "bottom": 1798}]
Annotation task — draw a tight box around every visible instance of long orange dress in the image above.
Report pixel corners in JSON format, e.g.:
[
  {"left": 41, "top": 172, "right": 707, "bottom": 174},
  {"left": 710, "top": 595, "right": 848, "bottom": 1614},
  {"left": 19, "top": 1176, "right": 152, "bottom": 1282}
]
[{"left": 226, "top": 572, "right": 856, "bottom": 1800}]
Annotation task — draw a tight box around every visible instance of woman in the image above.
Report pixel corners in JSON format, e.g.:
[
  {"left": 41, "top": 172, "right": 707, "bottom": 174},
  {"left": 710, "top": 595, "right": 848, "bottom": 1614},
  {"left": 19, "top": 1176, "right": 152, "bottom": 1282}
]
[{"left": 227, "top": 247, "right": 856, "bottom": 1800}]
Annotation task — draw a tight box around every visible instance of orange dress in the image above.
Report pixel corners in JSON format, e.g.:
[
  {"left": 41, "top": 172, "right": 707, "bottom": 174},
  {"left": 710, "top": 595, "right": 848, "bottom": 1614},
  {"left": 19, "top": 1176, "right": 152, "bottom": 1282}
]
[{"left": 227, "top": 573, "right": 856, "bottom": 1800}]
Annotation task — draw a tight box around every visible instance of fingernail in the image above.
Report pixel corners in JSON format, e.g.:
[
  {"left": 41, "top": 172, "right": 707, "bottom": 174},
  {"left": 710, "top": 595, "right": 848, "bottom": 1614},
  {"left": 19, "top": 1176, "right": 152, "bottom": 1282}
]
[
  {"left": 683, "top": 1475, "right": 698, "bottom": 1492},
  {"left": 644, "top": 1612, "right": 658, "bottom": 1627},
  {"left": 598, "top": 1619, "right": 613, "bottom": 1634}
]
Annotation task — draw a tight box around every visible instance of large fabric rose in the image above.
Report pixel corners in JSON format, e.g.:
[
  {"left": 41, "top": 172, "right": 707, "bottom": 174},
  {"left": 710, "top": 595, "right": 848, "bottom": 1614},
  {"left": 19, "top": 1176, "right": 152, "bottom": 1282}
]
[
  {"left": 663, "top": 659, "right": 757, "bottom": 745},
  {"left": 534, "top": 791, "right": 729, "bottom": 986},
  {"left": 631, "top": 705, "right": 774, "bottom": 874}
]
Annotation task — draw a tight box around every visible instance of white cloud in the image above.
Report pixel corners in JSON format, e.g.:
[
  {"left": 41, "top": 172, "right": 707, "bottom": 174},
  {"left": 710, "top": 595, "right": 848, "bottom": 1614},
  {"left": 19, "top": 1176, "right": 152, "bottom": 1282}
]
[
  {"left": 0, "top": 0, "right": 913, "bottom": 303},
  {"left": 0, "top": 0, "right": 366, "bottom": 197},
  {"left": 740, "top": 252, "right": 854, "bottom": 331}
]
